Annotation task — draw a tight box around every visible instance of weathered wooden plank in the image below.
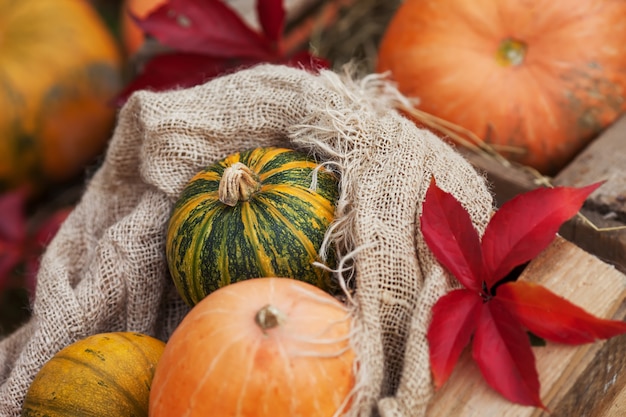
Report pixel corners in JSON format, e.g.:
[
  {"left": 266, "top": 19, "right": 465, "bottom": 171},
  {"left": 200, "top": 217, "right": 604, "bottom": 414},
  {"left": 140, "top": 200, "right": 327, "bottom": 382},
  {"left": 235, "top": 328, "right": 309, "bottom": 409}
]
[
  {"left": 596, "top": 377, "right": 626, "bottom": 417},
  {"left": 555, "top": 116, "right": 626, "bottom": 217},
  {"left": 548, "top": 301, "right": 626, "bottom": 417},
  {"left": 554, "top": 115, "right": 626, "bottom": 275},
  {"left": 455, "top": 114, "right": 626, "bottom": 273},
  {"left": 559, "top": 208, "right": 626, "bottom": 274},
  {"left": 426, "top": 237, "right": 626, "bottom": 417}
]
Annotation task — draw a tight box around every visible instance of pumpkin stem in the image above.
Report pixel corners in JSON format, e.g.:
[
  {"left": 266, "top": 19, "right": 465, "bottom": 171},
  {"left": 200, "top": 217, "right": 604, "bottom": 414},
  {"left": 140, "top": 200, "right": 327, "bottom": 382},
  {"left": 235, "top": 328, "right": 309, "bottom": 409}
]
[
  {"left": 218, "top": 162, "right": 261, "bottom": 206},
  {"left": 496, "top": 38, "right": 527, "bottom": 67},
  {"left": 255, "top": 304, "right": 286, "bottom": 332}
]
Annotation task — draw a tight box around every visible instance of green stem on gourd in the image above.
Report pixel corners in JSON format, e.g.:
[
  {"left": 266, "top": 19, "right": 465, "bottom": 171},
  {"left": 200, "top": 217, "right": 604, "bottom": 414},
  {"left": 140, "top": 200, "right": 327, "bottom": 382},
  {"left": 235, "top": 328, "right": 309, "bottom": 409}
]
[
  {"left": 218, "top": 162, "right": 261, "bottom": 206},
  {"left": 496, "top": 38, "right": 527, "bottom": 67},
  {"left": 255, "top": 304, "right": 286, "bottom": 332}
]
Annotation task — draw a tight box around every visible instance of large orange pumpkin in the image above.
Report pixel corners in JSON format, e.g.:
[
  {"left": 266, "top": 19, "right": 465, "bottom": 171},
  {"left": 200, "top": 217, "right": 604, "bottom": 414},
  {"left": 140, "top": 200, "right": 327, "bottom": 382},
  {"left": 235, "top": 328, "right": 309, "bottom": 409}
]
[
  {"left": 0, "top": 0, "right": 122, "bottom": 191},
  {"left": 120, "top": 0, "right": 167, "bottom": 56},
  {"left": 377, "top": 0, "right": 626, "bottom": 175},
  {"left": 149, "top": 277, "right": 355, "bottom": 417}
]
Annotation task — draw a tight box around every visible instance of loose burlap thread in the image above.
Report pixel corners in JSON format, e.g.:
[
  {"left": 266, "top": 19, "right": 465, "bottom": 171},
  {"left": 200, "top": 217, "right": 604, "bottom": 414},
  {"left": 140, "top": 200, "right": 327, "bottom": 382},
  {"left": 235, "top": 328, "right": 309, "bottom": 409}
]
[{"left": 0, "top": 64, "right": 493, "bottom": 417}]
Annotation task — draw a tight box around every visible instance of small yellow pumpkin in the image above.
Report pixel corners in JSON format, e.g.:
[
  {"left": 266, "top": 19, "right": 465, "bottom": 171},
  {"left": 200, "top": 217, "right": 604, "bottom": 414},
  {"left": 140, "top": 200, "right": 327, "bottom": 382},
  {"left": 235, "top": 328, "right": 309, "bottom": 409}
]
[{"left": 21, "top": 332, "right": 165, "bottom": 417}]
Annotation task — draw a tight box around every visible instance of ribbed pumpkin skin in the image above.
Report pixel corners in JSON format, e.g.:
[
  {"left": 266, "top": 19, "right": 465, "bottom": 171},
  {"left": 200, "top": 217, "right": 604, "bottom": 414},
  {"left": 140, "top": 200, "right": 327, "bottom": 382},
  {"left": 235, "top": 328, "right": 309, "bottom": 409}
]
[
  {"left": 21, "top": 332, "right": 165, "bottom": 417},
  {"left": 377, "top": 0, "right": 626, "bottom": 175},
  {"left": 149, "top": 277, "right": 355, "bottom": 417},
  {"left": 0, "top": 0, "right": 122, "bottom": 190},
  {"left": 166, "top": 147, "right": 339, "bottom": 306}
]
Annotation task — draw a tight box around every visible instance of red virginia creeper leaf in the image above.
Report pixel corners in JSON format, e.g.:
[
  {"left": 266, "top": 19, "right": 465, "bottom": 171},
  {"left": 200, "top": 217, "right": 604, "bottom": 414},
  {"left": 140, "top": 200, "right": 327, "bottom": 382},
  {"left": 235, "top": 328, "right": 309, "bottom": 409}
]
[
  {"left": 0, "top": 247, "right": 22, "bottom": 293},
  {"left": 427, "top": 288, "right": 481, "bottom": 388},
  {"left": 257, "top": 0, "right": 285, "bottom": 44},
  {"left": 0, "top": 189, "right": 27, "bottom": 242},
  {"left": 135, "top": 0, "right": 275, "bottom": 60},
  {"left": 31, "top": 208, "right": 71, "bottom": 248},
  {"left": 420, "top": 178, "right": 484, "bottom": 292},
  {"left": 115, "top": 52, "right": 241, "bottom": 104},
  {"left": 472, "top": 299, "right": 545, "bottom": 408},
  {"left": 25, "top": 207, "right": 72, "bottom": 293},
  {"left": 0, "top": 190, "right": 28, "bottom": 291},
  {"left": 284, "top": 50, "right": 331, "bottom": 71},
  {"left": 497, "top": 281, "right": 626, "bottom": 344},
  {"left": 481, "top": 182, "right": 602, "bottom": 288}
]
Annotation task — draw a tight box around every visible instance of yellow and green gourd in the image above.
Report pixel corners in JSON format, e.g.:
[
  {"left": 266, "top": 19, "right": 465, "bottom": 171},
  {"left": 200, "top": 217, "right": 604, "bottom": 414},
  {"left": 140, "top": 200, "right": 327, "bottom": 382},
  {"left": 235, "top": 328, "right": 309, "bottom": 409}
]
[
  {"left": 166, "top": 147, "right": 339, "bottom": 306},
  {"left": 21, "top": 332, "right": 165, "bottom": 417}
]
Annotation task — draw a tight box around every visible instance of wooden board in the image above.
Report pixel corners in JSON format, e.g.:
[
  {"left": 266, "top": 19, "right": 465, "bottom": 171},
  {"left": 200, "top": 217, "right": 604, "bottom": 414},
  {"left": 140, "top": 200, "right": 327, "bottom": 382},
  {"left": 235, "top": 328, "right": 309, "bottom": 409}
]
[
  {"left": 455, "top": 115, "right": 626, "bottom": 274},
  {"left": 597, "top": 380, "right": 626, "bottom": 417},
  {"left": 426, "top": 236, "right": 626, "bottom": 417},
  {"left": 554, "top": 116, "right": 626, "bottom": 275}
]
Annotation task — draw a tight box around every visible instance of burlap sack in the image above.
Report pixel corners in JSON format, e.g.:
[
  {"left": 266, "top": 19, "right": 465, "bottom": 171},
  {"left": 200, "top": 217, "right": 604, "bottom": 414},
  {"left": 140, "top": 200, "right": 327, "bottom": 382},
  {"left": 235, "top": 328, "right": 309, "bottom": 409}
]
[{"left": 0, "top": 64, "right": 493, "bottom": 417}]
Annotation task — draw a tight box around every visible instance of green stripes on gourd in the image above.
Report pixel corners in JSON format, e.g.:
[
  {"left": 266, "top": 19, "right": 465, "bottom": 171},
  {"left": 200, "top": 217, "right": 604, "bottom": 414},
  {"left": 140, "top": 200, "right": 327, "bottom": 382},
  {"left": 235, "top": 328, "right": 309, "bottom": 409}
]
[{"left": 166, "top": 147, "right": 339, "bottom": 306}]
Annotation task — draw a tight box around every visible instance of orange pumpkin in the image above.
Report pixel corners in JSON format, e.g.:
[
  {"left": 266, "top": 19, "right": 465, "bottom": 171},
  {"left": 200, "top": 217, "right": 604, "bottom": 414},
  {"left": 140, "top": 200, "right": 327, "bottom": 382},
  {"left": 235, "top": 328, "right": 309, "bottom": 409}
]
[
  {"left": 121, "top": 0, "right": 167, "bottom": 56},
  {"left": 149, "top": 277, "right": 355, "bottom": 417},
  {"left": 377, "top": 0, "right": 626, "bottom": 175},
  {"left": 0, "top": 0, "right": 122, "bottom": 191}
]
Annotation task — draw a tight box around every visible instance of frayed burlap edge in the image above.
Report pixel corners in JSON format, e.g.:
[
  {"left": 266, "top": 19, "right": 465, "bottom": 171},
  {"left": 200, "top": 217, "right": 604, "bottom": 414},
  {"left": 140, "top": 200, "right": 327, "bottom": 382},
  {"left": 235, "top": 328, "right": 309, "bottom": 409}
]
[{"left": 0, "top": 64, "right": 493, "bottom": 417}]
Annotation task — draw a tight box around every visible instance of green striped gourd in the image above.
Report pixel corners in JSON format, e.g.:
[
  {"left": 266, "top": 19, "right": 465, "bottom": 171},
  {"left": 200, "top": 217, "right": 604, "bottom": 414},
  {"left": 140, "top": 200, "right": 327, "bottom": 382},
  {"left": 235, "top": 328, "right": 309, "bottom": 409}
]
[
  {"left": 166, "top": 147, "right": 339, "bottom": 306},
  {"left": 21, "top": 332, "right": 165, "bottom": 417}
]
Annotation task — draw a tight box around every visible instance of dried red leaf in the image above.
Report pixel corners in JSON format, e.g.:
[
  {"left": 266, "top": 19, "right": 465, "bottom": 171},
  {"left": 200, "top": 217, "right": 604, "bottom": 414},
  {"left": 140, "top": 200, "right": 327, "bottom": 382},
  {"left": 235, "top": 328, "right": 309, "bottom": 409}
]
[
  {"left": 481, "top": 182, "right": 602, "bottom": 287},
  {"left": 24, "top": 207, "right": 71, "bottom": 294},
  {"left": 135, "top": 0, "right": 275, "bottom": 59},
  {"left": 285, "top": 50, "right": 331, "bottom": 70},
  {"left": 0, "top": 189, "right": 28, "bottom": 243},
  {"left": 0, "top": 247, "right": 22, "bottom": 292},
  {"left": 115, "top": 52, "right": 239, "bottom": 104},
  {"left": 427, "top": 288, "right": 481, "bottom": 388},
  {"left": 257, "top": 0, "right": 285, "bottom": 44},
  {"left": 497, "top": 281, "right": 626, "bottom": 344},
  {"left": 420, "top": 178, "right": 484, "bottom": 292},
  {"left": 0, "top": 190, "right": 28, "bottom": 291},
  {"left": 472, "top": 299, "right": 545, "bottom": 408},
  {"left": 118, "top": 0, "right": 328, "bottom": 104},
  {"left": 0, "top": 188, "right": 71, "bottom": 294}
]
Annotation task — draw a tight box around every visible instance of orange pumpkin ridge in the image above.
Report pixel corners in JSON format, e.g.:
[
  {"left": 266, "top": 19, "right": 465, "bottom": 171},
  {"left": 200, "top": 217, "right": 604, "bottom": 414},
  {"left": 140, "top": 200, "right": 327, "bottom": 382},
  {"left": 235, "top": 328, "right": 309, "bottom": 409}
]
[
  {"left": 377, "top": 0, "right": 626, "bottom": 175},
  {"left": 149, "top": 277, "right": 355, "bottom": 417}
]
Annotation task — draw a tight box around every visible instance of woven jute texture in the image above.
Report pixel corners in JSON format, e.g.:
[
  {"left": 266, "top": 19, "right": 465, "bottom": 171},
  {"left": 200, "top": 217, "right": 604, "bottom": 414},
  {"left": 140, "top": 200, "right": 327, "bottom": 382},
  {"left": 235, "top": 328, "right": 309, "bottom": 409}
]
[{"left": 0, "top": 64, "right": 493, "bottom": 417}]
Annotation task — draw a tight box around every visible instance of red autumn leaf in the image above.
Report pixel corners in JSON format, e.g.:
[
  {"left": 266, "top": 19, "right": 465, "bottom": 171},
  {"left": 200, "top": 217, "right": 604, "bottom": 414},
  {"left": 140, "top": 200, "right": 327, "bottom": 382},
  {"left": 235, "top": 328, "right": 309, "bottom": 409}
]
[
  {"left": 119, "top": 0, "right": 328, "bottom": 104},
  {"left": 24, "top": 207, "right": 71, "bottom": 293},
  {"left": 497, "top": 281, "right": 626, "bottom": 344},
  {"left": 283, "top": 50, "right": 331, "bottom": 70},
  {"left": 472, "top": 299, "right": 545, "bottom": 408},
  {"left": 427, "top": 288, "right": 481, "bottom": 388},
  {"left": 134, "top": 0, "right": 275, "bottom": 59},
  {"left": 420, "top": 178, "right": 484, "bottom": 292},
  {"left": 481, "top": 182, "right": 603, "bottom": 287},
  {"left": 0, "top": 189, "right": 71, "bottom": 295},
  {"left": 421, "top": 179, "right": 626, "bottom": 408},
  {"left": 115, "top": 52, "right": 240, "bottom": 105},
  {"left": 257, "top": 0, "right": 285, "bottom": 43},
  {"left": 0, "top": 189, "right": 27, "bottom": 242},
  {"left": 0, "top": 190, "right": 28, "bottom": 291}
]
